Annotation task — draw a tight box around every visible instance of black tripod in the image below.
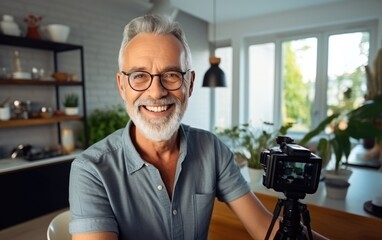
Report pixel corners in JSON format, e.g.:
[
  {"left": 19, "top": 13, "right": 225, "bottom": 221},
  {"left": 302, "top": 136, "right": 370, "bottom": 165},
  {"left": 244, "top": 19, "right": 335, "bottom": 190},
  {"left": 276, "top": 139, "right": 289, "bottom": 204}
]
[{"left": 265, "top": 192, "right": 313, "bottom": 240}]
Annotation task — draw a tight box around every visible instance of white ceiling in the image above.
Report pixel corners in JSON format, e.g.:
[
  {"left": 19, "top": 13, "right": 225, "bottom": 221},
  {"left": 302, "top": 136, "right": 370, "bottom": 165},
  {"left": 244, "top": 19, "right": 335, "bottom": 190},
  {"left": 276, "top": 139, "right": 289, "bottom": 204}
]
[{"left": 130, "top": 0, "right": 351, "bottom": 23}]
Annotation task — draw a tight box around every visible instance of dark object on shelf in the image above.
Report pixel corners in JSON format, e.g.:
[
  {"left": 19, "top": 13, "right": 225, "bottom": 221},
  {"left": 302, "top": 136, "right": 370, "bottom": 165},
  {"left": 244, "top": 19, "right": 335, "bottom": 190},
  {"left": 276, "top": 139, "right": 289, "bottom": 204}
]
[
  {"left": 10, "top": 144, "right": 63, "bottom": 161},
  {"left": 343, "top": 158, "right": 381, "bottom": 169},
  {"left": 364, "top": 199, "right": 382, "bottom": 218}
]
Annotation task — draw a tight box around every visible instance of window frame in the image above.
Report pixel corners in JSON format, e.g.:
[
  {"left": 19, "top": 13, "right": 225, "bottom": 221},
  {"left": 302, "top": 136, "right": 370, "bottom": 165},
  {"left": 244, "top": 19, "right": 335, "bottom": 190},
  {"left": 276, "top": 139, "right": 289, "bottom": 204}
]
[{"left": 244, "top": 20, "right": 378, "bottom": 136}]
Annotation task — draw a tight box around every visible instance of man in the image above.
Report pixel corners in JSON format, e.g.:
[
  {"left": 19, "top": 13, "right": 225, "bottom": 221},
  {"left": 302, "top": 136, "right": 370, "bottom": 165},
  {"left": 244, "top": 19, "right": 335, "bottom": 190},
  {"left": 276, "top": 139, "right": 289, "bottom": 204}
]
[{"left": 69, "top": 14, "right": 326, "bottom": 240}]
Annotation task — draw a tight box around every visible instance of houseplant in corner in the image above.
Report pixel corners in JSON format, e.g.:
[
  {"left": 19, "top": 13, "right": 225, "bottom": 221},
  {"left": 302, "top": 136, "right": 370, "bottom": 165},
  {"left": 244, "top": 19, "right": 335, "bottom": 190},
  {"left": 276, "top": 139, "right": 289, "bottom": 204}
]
[
  {"left": 63, "top": 93, "right": 79, "bottom": 115},
  {"left": 299, "top": 95, "right": 382, "bottom": 199},
  {"left": 299, "top": 94, "right": 382, "bottom": 175}
]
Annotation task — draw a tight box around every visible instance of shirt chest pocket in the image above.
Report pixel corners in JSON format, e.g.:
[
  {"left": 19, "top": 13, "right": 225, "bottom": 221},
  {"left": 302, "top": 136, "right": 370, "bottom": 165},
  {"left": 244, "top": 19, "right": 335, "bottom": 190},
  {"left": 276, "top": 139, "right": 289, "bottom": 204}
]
[{"left": 193, "top": 192, "right": 215, "bottom": 239}]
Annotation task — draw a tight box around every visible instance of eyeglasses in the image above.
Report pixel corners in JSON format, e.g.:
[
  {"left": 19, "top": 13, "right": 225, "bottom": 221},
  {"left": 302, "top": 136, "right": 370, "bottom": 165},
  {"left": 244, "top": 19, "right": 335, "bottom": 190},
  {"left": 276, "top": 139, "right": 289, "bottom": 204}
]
[{"left": 121, "top": 70, "right": 190, "bottom": 91}]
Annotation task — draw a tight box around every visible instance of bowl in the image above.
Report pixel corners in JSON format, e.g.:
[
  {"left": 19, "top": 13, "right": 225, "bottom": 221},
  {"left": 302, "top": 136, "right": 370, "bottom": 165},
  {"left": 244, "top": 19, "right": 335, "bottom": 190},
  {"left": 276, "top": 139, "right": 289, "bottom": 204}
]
[
  {"left": 12, "top": 71, "right": 31, "bottom": 79},
  {"left": 43, "top": 24, "right": 70, "bottom": 43},
  {"left": 52, "top": 72, "right": 69, "bottom": 81}
]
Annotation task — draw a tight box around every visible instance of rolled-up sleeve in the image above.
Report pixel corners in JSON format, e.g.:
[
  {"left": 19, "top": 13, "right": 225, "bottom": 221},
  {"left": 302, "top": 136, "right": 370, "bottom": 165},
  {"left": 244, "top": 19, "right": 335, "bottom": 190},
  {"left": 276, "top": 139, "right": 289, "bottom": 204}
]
[{"left": 69, "top": 157, "right": 118, "bottom": 234}]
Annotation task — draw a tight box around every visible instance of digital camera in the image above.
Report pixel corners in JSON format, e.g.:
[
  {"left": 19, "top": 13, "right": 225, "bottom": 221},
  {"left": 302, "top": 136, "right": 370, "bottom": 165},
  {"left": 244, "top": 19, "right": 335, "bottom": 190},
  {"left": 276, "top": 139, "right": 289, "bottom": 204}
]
[{"left": 260, "top": 136, "right": 322, "bottom": 194}]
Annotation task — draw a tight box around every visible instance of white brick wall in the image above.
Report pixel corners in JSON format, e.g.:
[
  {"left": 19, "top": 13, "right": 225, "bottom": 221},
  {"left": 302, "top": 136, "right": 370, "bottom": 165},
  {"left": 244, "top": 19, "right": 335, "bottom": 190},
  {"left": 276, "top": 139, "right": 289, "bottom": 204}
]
[{"left": 0, "top": 0, "right": 211, "bottom": 156}]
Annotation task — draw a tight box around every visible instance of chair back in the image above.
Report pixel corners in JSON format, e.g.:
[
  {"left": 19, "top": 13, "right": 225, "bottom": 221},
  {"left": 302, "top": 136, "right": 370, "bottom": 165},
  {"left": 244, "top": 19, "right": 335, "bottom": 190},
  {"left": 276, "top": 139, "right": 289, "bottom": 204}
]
[{"left": 47, "top": 210, "right": 71, "bottom": 240}]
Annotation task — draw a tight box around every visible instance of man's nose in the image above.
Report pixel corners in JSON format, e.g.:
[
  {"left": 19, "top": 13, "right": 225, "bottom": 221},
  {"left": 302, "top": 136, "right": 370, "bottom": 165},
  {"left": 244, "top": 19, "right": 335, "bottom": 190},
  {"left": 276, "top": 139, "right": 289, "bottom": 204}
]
[{"left": 147, "top": 75, "right": 167, "bottom": 98}]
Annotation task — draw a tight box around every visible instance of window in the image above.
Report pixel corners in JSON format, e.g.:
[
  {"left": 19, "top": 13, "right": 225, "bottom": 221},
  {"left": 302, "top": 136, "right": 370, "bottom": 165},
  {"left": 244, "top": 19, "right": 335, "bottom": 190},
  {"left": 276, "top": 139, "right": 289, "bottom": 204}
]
[
  {"left": 327, "top": 32, "right": 369, "bottom": 115},
  {"left": 281, "top": 37, "right": 317, "bottom": 132},
  {"left": 247, "top": 23, "right": 373, "bottom": 134},
  {"left": 248, "top": 43, "right": 275, "bottom": 128}
]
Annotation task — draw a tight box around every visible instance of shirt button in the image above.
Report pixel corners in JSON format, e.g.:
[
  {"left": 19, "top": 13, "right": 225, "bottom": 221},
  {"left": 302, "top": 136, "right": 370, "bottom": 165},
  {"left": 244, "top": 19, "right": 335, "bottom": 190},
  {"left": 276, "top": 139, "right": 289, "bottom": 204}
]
[
  {"left": 157, "top": 185, "right": 163, "bottom": 190},
  {"left": 172, "top": 209, "right": 178, "bottom": 215}
]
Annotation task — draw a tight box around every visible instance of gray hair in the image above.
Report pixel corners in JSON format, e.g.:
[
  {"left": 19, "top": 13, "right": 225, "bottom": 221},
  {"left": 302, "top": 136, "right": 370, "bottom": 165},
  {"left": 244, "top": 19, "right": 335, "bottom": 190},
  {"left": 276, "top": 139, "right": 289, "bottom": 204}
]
[{"left": 118, "top": 14, "right": 192, "bottom": 71}]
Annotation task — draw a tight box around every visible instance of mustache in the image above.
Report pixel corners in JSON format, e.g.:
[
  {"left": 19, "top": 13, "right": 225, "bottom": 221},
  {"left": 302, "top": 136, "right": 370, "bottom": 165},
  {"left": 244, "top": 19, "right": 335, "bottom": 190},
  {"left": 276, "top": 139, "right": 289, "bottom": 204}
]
[{"left": 134, "top": 96, "right": 178, "bottom": 107}]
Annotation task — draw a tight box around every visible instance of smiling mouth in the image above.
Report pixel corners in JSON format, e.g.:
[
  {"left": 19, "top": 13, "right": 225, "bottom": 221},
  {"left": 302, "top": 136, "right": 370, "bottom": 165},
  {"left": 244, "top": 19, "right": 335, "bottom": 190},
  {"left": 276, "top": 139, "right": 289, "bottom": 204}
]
[{"left": 144, "top": 104, "right": 172, "bottom": 112}]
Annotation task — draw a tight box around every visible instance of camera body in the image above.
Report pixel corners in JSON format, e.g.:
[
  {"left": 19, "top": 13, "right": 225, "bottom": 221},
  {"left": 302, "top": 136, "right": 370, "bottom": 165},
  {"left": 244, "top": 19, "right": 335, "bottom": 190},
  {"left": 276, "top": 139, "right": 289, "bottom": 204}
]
[{"left": 260, "top": 136, "right": 322, "bottom": 194}]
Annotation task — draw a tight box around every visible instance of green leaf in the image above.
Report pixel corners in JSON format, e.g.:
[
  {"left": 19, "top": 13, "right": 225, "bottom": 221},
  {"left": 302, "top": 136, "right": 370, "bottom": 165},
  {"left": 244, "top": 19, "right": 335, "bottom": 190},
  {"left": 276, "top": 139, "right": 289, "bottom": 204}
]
[
  {"left": 346, "top": 120, "right": 382, "bottom": 139},
  {"left": 330, "top": 137, "right": 342, "bottom": 171},
  {"left": 86, "top": 105, "right": 130, "bottom": 146},
  {"left": 299, "top": 113, "right": 339, "bottom": 145},
  {"left": 316, "top": 138, "right": 331, "bottom": 167}
]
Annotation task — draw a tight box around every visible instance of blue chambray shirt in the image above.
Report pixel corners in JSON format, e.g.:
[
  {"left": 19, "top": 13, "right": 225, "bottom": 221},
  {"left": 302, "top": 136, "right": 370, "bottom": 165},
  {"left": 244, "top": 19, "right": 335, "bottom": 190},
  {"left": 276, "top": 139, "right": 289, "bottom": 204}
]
[{"left": 69, "top": 121, "right": 250, "bottom": 240}]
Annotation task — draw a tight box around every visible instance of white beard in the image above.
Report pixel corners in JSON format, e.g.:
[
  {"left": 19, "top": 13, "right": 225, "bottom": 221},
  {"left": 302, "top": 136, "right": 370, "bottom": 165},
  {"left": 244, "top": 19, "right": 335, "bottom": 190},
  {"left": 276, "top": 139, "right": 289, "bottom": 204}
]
[{"left": 128, "top": 96, "right": 188, "bottom": 141}]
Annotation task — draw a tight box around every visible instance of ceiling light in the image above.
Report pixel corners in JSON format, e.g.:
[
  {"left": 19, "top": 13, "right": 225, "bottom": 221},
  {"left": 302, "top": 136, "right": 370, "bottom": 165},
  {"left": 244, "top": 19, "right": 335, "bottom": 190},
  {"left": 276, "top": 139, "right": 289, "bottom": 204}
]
[{"left": 202, "top": 0, "right": 226, "bottom": 87}]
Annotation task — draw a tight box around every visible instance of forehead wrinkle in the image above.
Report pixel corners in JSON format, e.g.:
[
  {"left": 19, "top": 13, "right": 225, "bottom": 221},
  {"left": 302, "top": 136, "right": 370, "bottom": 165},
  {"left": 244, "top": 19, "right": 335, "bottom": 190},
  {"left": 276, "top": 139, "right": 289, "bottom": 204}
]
[{"left": 122, "top": 33, "right": 186, "bottom": 72}]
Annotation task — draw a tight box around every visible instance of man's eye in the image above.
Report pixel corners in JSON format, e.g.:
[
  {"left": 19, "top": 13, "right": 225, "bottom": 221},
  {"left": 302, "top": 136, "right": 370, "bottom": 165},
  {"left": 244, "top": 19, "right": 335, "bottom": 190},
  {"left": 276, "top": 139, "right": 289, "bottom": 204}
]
[
  {"left": 135, "top": 74, "right": 145, "bottom": 78},
  {"left": 134, "top": 73, "right": 146, "bottom": 79},
  {"left": 164, "top": 72, "right": 181, "bottom": 79}
]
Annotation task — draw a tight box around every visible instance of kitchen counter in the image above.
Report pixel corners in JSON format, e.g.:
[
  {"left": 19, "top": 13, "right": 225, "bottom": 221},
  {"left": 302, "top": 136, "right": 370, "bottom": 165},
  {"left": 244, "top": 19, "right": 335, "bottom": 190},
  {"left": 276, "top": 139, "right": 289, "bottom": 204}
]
[{"left": 0, "top": 150, "right": 81, "bottom": 174}]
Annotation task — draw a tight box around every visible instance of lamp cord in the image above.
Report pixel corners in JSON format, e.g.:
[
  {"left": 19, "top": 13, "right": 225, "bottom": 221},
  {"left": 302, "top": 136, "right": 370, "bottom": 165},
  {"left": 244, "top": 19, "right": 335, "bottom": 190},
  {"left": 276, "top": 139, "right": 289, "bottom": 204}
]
[{"left": 213, "top": 0, "right": 216, "bottom": 51}]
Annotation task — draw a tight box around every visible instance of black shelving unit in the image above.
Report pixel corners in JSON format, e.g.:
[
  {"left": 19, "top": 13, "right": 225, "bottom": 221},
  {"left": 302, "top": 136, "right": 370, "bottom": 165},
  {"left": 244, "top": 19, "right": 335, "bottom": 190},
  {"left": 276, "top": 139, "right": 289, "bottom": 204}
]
[{"left": 0, "top": 34, "right": 88, "bottom": 146}]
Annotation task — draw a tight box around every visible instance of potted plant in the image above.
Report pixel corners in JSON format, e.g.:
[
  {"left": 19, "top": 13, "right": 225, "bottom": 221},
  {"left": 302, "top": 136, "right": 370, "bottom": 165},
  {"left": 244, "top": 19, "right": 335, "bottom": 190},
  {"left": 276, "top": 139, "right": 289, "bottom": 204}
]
[
  {"left": 216, "top": 122, "right": 292, "bottom": 183},
  {"left": 85, "top": 105, "right": 130, "bottom": 146},
  {"left": 300, "top": 95, "right": 382, "bottom": 174},
  {"left": 63, "top": 93, "right": 79, "bottom": 115},
  {"left": 299, "top": 95, "right": 382, "bottom": 199}
]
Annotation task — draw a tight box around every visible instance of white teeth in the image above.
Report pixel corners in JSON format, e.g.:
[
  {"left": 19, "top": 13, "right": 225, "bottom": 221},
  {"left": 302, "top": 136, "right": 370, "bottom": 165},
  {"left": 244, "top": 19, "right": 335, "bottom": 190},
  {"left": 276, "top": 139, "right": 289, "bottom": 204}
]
[{"left": 145, "top": 105, "right": 169, "bottom": 112}]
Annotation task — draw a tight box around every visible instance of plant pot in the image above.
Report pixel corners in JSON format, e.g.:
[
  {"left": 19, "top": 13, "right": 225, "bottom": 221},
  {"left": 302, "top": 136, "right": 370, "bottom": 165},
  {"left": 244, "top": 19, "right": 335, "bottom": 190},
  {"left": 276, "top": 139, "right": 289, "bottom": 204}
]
[
  {"left": 64, "top": 107, "right": 79, "bottom": 115},
  {"left": 325, "top": 168, "right": 353, "bottom": 181},
  {"left": 248, "top": 168, "right": 263, "bottom": 184},
  {"left": 325, "top": 179, "right": 350, "bottom": 200}
]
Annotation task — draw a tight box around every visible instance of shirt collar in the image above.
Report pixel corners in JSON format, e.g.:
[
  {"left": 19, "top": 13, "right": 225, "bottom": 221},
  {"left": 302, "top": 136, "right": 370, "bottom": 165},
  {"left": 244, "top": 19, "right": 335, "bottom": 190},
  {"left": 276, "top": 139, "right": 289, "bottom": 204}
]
[{"left": 122, "top": 120, "right": 188, "bottom": 174}]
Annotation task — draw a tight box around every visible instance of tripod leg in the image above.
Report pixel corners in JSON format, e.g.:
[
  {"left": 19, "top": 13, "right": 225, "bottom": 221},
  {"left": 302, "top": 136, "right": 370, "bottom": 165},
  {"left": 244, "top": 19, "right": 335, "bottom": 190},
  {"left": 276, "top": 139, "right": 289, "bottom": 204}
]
[
  {"left": 265, "top": 199, "right": 283, "bottom": 240},
  {"left": 299, "top": 203, "right": 313, "bottom": 240}
]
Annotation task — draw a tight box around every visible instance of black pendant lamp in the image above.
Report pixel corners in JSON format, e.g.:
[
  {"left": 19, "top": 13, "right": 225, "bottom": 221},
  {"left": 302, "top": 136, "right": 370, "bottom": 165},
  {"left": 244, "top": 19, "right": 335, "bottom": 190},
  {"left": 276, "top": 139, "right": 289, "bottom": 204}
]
[
  {"left": 202, "top": 0, "right": 226, "bottom": 87},
  {"left": 203, "top": 56, "right": 226, "bottom": 87}
]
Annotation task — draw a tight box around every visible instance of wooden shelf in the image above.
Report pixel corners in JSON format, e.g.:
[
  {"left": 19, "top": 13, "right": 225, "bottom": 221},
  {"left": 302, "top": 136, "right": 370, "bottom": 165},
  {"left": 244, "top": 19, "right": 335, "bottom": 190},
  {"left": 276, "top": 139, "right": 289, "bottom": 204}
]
[
  {"left": 0, "top": 79, "right": 83, "bottom": 86},
  {"left": 0, "top": 115, "right": 83, "bottom": 128}
]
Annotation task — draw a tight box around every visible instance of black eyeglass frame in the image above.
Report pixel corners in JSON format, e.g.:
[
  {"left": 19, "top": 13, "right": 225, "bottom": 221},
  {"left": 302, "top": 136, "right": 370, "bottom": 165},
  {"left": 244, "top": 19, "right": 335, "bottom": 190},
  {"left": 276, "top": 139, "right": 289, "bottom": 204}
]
[{"left": 120, "top": 69, "right": 190, "bottom": 91}]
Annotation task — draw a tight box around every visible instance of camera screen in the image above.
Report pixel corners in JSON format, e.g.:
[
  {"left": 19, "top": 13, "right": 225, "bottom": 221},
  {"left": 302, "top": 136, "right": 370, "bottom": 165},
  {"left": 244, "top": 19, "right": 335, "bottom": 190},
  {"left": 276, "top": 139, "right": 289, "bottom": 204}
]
[
  {"left": 274, "top": 158, "right": 319, "bottom": 193},
  {"left": 279, "top": 161, "right": 314, "bottom": 184}
]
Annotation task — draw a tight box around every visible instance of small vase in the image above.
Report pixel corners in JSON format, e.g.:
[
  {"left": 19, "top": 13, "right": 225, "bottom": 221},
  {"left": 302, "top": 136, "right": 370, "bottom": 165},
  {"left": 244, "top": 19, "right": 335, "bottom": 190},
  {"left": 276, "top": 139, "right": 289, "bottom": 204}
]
[
  {"left": 26, "top": 26, "right": 40, "bottom": 39},
  {"left": 61, "top": 128, "right": 75, "bottom": 153}
]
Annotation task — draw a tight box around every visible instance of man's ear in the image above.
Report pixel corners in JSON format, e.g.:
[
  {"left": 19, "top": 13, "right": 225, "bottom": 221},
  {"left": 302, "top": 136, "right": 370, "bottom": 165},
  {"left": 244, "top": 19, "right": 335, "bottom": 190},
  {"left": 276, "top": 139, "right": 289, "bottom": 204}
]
[
  {"left": 188, "top": 71, "right": 195, "bottom": 97},
  {"left": 116, "top": 72, "right": 126, "bottom": 101}
]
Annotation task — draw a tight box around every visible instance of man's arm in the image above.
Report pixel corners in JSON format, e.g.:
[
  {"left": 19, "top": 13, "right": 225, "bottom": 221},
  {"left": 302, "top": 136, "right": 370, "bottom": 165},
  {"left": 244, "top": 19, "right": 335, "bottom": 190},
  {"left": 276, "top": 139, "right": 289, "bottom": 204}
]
[
  {"left": 227, "top": 191, "right": 276, "bottom": 239},
  {"left": 72, "top": 232, "right": 118, "bottom": 240},
  {"left": 227, "top": 192, "right": 328, "bottom": 240}
]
